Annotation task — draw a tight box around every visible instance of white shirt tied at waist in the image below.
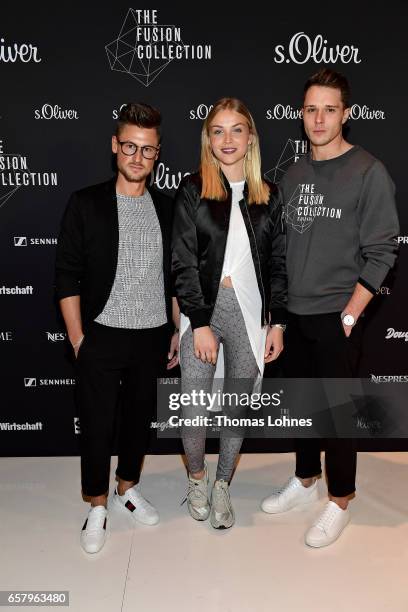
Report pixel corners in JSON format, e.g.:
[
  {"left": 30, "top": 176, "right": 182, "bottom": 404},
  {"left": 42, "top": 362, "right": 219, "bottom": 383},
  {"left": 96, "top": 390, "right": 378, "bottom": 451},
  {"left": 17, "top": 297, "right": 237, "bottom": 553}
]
[{"left": 180, "top": 180, "right": 267, "bottom": 377}]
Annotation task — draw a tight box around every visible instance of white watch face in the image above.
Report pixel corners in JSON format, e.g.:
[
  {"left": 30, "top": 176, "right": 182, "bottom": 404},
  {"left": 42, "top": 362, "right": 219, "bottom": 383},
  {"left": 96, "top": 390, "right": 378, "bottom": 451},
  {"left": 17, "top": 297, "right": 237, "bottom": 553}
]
[{"left": 343, "top": 314, "right": 355, "bottom": 326}]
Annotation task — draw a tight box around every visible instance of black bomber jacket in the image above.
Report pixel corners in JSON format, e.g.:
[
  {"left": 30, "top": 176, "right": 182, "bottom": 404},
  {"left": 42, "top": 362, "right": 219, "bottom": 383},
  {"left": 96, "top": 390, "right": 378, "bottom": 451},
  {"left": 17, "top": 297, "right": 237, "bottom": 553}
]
[{"left": 171, "top": 172, "right": 287, "bottom": 330}]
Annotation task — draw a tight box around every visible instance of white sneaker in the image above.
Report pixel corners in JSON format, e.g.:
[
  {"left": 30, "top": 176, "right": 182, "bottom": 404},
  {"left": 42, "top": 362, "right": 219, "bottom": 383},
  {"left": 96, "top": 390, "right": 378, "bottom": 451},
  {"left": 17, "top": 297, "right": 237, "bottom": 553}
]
[
  {"left": 182, "top": 462, "right": 210, "bottom": 521},
  {"left": 210, "top": 479, "right": 235, "bottom": 529},
  {"left": 80, "top": 505, "right": 108, "bottom": 554},
  {"left": 261, "top": 476, "right": 318, "bottom": 514},
  {"left": 305, "top": 501, "right": 350, "bottom": 548},
  {"left": 113, "top": 484, "right": 159, "bottom": 526}
]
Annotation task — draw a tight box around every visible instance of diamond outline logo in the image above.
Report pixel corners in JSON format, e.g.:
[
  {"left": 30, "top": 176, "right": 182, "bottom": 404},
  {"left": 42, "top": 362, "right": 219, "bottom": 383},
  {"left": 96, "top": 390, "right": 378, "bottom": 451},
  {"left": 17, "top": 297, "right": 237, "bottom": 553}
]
[
  {"left": 24, "top": 377, "right": 37, "bottom": 387},
  {"left": 105, "top": 8, "right": 184, "bottom": 87},
  {"left": 264, "top": 139, "right": 308, "bottom": 184},
  {"left": 0, "top": 154, "right": 28, "bottom": 211},
  {"left": 14, "top": 236, "right": 27, "bottom": 246},
  {"left": 285, "top": 184, "right": 315, "bottom": 234}
]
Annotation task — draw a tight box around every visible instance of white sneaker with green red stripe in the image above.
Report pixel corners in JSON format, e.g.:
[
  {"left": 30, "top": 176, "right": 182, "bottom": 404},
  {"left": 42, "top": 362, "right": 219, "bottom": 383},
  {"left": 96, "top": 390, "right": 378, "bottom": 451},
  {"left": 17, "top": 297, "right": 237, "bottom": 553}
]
[
  {"left": 113, "top": 484, "right": 159, "bottom": 525},
  {"left": 80, "top": 505, "right": 108, "bottom": 554}
]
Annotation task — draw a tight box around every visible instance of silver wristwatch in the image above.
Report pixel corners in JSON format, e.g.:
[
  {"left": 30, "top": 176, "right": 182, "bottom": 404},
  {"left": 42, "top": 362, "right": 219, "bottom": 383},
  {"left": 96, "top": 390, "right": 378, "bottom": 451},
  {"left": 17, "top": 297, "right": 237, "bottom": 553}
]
[
  {"left": 270, "top": 323, "right": 287, "bottom": 331},
  {"left": 341, "top": 313, "right": 355, "bottom": 327}
]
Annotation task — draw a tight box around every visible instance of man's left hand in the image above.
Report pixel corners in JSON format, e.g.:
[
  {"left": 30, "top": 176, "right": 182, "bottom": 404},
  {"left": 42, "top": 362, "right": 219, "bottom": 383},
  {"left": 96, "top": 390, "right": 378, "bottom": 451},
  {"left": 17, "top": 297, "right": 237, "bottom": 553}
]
[{"left": 167, "top": 331, "right": 180, "bottom": 369}]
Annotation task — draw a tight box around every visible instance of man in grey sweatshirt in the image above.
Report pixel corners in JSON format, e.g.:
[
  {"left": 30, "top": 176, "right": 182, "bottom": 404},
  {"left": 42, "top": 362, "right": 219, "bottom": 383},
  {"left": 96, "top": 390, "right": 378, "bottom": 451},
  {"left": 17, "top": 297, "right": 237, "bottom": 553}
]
[{"left": 261, "top": 68, "right": 399, "bottom": 547}]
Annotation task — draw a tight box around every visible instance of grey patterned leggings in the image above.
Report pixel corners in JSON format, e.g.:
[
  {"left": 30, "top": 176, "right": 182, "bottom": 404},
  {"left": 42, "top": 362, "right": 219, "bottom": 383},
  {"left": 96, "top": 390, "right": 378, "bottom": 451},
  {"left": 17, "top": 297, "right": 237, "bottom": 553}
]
[{"left": 180, "top": 285, "right": 259, "bottom": 482}]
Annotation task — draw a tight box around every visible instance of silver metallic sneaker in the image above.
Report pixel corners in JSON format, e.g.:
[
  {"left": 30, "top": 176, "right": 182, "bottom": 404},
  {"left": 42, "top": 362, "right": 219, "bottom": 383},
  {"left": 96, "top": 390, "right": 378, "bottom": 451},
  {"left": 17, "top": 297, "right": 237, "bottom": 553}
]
[
  {"left": 182, "top": 462, "right": 210, "bottom": 521},
  {"left": 210, "top": 479, "right": 235, "bottom": 529}
]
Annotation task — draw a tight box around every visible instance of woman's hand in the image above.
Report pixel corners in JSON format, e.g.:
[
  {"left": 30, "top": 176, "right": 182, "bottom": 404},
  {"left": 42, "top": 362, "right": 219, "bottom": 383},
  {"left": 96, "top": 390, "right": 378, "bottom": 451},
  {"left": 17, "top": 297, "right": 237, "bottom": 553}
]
[
  {"left": 167, "top": 331, "right": 180, "bottom": 369},
  {"left": 264, "top": 326, "right": 284, "bottom": 363},
  {"left": 193, "top": 326, "right": 218, "bottom": 364}
]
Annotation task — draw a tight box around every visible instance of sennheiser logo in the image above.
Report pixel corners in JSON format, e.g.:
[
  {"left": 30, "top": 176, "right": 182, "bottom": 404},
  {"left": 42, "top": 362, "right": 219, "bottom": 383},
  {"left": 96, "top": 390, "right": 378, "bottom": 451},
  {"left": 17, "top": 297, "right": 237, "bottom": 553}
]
[
  {"left": 0, "top": 37, "right": 41, "bottom": 63},
  {"left": 26, "top": 379, "right": 76, "bottom": 387},
  {"left": 370, "top": 374, "right": 408, "bottom": 383},
  {"left": 34, "top": 104, "right": 79, "bottom": 120},
  {"left": 265, "top": 139, "right": 309, "bottom": 184},
  {"left": 74, "top": 417, "right": 81, "bottom": 435},
  {"left": 46, "top": 332, "right": 66, "bottom": 342},
  {"left": 106, "top": 9, "right": 212, "bottom": 87},
  {"left": 0, "top": 422, "right": 43, "bottom": 431},
  {"left": 24, "top": 378, "right": 37, "bottom": 387},
  {"left": 13, "top": 236, "right": 57, "bottom": 246},
  {"left": 274, "top": 32, "right": 361, "bottom": 65},
  {"left": 0, "top": 331, "right": 13, "bottom": 341},
  {"left": 0, "top": 285, "right": 33, "bottom": 295},
  {"left": 385, "top": 329, "right": 408, "bottom": 342}
]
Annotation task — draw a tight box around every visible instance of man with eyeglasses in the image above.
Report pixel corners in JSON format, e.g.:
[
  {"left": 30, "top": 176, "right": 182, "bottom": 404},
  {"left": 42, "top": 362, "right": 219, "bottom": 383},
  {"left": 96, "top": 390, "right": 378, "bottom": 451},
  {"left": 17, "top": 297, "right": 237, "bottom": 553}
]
[{"left": 55, "top": 103, "right": 179, "bottom": 554}]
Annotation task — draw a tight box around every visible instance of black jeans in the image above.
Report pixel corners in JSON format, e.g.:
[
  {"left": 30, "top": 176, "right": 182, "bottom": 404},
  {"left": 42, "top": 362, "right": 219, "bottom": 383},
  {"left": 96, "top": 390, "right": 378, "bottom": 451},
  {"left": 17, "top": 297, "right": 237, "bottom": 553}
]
[
  {"left": 284, "top": 312, "right": 363, "bottom": 498},
  {"left": 75, "top": 321, "right": 168, "bottom": 497}
]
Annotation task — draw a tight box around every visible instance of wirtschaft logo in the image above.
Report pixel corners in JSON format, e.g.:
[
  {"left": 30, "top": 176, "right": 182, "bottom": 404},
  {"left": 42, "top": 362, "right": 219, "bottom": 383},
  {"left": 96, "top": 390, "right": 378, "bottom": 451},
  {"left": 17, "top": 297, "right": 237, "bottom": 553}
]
[
  {"left": 13, "top": 236, "right": 57, "bottom": 247},
  {"left": 385, "top": 328, "right": 408, "bottom": 342},
  {"left": 265, "top": 139, "right": 309, "bottom": 183},
  {"left": 46, "top": 332, "right": 66, "bottom": 342},
  {"left": 274, "top": 32, "right": 361, "bottom": 65},
  {"left": 0, "top": 422, "right": 43, "bottom": 431},
  {"left": 0, "top": 285, "right": 33, "bottom": 295},
  {"left": 24, "top": 377, "right": 76, "bottom": 387},
  {"left": 106, "top": 9, "right": 212, "bottom": 87},
  {"left": 370, "top": 374, "right": 408, "bottom": 383}
]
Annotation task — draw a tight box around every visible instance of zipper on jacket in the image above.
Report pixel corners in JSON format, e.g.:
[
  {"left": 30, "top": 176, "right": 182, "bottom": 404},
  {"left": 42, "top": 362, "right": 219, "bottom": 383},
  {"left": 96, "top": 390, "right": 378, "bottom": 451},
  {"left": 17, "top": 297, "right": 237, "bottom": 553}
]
[{"left": 241, "top": 197, "right": 267, "bottom": 326}]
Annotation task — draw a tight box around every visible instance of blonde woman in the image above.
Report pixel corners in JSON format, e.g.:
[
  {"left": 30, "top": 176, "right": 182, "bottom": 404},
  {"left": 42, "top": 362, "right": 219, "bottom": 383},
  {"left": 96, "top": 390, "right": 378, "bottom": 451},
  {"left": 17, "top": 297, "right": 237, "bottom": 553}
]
[{"left": 172, "top": 98, "right": 287, "bottom": 529}]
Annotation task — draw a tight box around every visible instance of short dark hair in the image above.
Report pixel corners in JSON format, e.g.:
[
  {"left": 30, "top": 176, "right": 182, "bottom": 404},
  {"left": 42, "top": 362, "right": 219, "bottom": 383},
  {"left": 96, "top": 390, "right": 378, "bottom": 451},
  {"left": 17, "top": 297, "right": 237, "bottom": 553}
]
[
  {"left": 116, "top": 102, "right": 161, "bottom": 139},
  {"left": 303, "top": 68, "right": 351, "bottom": 108}
]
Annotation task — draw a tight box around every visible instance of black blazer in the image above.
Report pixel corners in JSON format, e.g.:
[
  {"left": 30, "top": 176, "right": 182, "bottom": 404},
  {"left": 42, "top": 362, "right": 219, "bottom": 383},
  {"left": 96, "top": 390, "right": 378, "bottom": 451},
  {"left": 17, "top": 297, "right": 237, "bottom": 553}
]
[
  {"left": 172, "top": 172, "right": 287, "bottom": 330},
  {"left": 55, "top": 177, "right": 174, "bottom": 329}
]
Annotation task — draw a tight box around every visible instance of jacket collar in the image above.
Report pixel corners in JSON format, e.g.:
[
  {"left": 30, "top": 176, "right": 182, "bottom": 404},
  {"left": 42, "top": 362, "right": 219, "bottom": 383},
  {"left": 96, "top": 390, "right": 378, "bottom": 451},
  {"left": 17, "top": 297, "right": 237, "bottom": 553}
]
[{"left": 220, "top": 170, "right": 249, "bottom": 198}]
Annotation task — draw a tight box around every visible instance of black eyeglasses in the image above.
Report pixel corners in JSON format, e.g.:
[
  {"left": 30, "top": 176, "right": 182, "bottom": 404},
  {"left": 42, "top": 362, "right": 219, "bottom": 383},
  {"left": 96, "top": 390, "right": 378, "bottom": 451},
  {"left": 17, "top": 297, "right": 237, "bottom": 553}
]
[{"left": 118, "top": 141, "right": 160, "bottom": 159}]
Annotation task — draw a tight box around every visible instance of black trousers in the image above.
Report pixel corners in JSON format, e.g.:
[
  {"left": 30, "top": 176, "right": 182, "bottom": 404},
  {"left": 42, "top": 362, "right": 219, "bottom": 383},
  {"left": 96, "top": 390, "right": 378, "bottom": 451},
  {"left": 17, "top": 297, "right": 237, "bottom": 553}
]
[
  {"left": 284, "top": 312, "right": 363, "bottom": 498},
  {"left": 75, "top": 321, "right": 169, "bottom": 497}
]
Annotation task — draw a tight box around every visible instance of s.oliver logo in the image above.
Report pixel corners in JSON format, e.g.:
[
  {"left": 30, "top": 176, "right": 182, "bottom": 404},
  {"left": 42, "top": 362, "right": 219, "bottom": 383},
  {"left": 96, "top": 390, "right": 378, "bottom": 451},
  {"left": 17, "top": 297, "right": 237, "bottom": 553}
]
[
  {"left": 0, "top": 36, "right": 41, "bottom": 63},
  {"left": 349, "top": 104, "right": 385, "bottom": 120},
  {"left": 274, "top": 32, "right": 361, "bottom": 65},
  {"left": 34, "top": 104, "right": 79, "bottom": 120},
  {"left": 189, "top": 104, "right": 213, "bottom": 120}
]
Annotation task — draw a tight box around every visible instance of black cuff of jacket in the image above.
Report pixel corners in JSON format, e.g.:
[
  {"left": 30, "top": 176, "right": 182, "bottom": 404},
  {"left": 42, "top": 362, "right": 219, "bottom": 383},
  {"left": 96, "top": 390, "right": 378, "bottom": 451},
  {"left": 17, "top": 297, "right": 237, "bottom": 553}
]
[
  {"left": 358, "top": 276, "right": 377, "bottom": 296},
  {"left": 269, "top": 307, "right": 288, "bottom": 325},
  {"left": 189, "top": 309, "right": 212, "bottom": 330}
]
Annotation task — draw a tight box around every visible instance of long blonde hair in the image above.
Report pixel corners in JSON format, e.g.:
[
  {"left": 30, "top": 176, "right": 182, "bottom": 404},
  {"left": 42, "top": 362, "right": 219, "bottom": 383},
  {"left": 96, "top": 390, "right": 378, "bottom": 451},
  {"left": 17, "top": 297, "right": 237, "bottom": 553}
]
[{"left": 200, "top": 97, "right": 269, "bottom": 204}]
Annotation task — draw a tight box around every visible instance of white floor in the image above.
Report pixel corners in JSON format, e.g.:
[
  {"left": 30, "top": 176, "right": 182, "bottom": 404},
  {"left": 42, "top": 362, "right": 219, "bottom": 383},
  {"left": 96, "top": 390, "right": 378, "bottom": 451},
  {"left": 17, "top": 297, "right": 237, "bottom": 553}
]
[{"left": 1, "top": 452, "right": 408, "bottom": 612}]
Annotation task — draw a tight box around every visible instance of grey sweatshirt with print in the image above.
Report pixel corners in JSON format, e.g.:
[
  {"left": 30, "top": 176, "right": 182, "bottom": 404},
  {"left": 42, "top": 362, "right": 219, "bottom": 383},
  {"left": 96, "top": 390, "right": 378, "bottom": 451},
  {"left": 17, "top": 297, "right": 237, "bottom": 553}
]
[{"left": 279, "top": 145, "right": 399, "bottom": 315}]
